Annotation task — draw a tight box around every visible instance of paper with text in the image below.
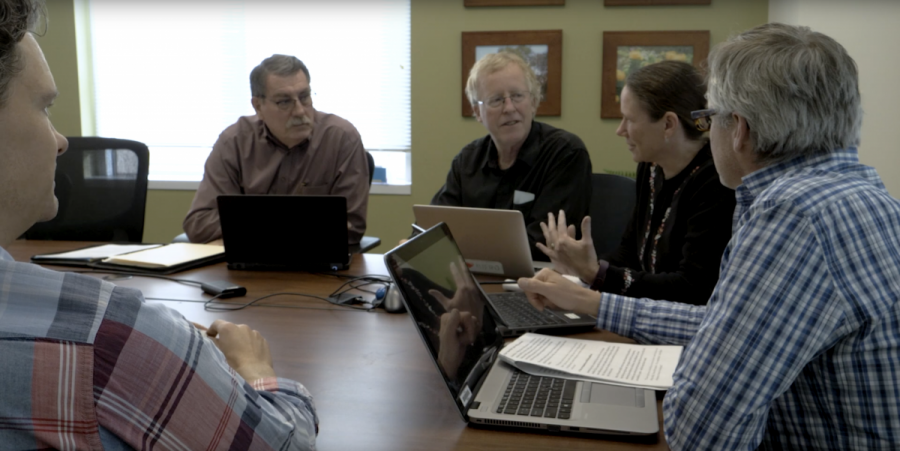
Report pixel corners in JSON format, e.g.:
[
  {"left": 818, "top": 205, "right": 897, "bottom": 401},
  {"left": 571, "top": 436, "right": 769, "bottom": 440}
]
[{"left": 499, "top": 333, "right": 683, "bottom": 390}]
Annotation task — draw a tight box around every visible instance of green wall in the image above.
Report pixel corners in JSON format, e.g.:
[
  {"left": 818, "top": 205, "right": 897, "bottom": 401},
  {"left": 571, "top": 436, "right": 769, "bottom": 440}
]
[{"left": 37, "top": 0, "right": 768, "bottom": 249}]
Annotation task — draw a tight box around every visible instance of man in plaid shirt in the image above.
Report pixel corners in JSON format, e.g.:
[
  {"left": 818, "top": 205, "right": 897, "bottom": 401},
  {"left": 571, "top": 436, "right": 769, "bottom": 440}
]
[
  {"left": 520, "top": 23, "right": 900, "bottom": 450},
  {"left": 0, "top": 1, "right": 318, "bottom": 449}
]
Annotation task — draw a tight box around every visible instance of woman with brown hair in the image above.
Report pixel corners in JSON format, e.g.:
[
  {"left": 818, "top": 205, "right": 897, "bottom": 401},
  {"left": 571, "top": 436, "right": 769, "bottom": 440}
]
[{"left": 541, "top": 61, "right": 735, "bottom": 305}]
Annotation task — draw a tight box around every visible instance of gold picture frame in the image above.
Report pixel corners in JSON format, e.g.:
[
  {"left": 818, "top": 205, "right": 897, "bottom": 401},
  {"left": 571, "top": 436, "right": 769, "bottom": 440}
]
[
  {"left": 461, "top": 30, "right": 563, "bottom": 117},
  {"left": 605, "top": 0, "right": 710, "bottom": 5},
  {"left": 465, "top": 0, "right": 565, "bottom": 6},
  {"left": 601, "top": 30, "right": 709, "bottom": 118}
]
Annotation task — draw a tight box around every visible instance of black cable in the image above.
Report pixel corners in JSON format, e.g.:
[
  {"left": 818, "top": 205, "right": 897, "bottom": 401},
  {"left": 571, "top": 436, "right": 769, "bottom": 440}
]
[
  {"left": 73, "top": 269, "right": 204, "bottom": 288},
  {"left": 144, "top": 296, "right": 382, "bottom": 313},
  {"left": 81, "top": 269, "right": 388, "bottom": 312},
  {"left": 316, "top": 272, "right": 392, "bottom": 283},
  {"left": 328, "top": 276, "right": 389, "bottom": 297},
  {"left": 203, "top": 292, "right": 373, "bottom": 312}
]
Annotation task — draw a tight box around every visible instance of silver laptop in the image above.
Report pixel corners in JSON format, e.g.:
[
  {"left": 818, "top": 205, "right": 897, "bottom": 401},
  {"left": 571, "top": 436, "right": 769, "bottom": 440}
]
[
  {"left": 383, "top": 223, "right": 659, "bottom": 436},
  {"left": 413, "top": 205, "right": 551, "bottom": 278}
]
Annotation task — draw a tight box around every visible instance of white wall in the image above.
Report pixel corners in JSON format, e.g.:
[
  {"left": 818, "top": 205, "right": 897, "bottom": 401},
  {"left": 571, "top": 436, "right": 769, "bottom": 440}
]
[{"left": 769, "top": 0, "right": 900, "bottom": 197}]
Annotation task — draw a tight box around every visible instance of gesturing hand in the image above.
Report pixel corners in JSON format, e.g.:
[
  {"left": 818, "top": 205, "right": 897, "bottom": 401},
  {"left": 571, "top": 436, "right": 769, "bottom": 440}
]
[
  {"left": 205, "top": 319, "right": 277, "bottom": 382},
  {"left": 536, "top": 210, "right": 601, "bottom": 283}
]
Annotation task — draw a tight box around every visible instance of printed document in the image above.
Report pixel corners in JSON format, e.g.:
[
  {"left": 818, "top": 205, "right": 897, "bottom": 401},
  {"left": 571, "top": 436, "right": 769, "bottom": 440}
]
[{"left": 499, "top": 333, "right": 683, "bottom": 390}]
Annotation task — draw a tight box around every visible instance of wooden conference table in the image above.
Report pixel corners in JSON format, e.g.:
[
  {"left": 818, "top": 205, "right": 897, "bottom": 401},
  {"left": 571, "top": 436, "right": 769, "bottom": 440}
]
[{"left": 8, "top": 240, "right": 667, "bottom": 451}]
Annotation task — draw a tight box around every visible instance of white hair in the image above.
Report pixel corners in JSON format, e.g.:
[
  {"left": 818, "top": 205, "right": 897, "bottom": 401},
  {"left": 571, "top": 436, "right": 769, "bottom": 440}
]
[{"left": 465, "top": 51, "right": 542, "bottom": 113}]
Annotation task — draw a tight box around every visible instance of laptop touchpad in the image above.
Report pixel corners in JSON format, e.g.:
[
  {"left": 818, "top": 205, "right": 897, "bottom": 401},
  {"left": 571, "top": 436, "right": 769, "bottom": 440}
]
[{"left": 582, "top": 383, "right": 642, "bottom": 408}]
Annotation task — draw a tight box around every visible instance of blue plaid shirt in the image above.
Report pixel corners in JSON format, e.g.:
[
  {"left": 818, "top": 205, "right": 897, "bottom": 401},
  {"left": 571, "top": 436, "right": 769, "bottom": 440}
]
[{"left": 597, "top": 148, "right": 900, "bottom": 450}]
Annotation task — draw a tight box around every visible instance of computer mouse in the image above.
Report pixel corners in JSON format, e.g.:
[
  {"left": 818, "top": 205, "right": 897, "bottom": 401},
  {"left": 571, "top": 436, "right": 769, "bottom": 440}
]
[{"left": 382, "top": 283, "right": 406, "bottom": 313}]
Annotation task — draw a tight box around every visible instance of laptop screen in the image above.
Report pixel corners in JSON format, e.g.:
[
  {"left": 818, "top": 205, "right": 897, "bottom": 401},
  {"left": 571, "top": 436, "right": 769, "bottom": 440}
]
[{"left": 384, "top": 223, "right": 504, "bottom": 415}]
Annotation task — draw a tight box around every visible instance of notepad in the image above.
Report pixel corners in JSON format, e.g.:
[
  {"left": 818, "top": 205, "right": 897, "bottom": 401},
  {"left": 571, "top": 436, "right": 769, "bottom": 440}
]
[
  {"left": 32, "top": 244, "right": 163, "bottom": 264},
  {"left": 33, "top": 243, "right": 226, "bottom": 274},
  {"left": 101, "top": 243, "right": 224, "bottom": 269}
]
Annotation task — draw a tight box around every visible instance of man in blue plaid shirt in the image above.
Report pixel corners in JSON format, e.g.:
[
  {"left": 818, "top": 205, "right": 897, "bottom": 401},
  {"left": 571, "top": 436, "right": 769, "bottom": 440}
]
[{"left": 520, "top": 23, "right": 900, "bottom": 450}]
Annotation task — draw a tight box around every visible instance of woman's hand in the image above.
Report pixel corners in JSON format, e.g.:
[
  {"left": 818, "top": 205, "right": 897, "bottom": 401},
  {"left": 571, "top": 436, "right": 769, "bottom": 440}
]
[{"left": 536, "top": 210, "right": 601, "bottom": 283}]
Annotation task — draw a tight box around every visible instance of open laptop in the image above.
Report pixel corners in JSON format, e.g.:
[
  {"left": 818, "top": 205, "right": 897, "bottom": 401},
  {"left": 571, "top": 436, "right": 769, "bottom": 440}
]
[
  {"left": 413, "top": 205, "right": 552, "bottom": 278},
  {"left": 386, "top": 221, "right": 594, "bottom": 333},
  {"left": 383, "top": 223, "right": 659, "bottom": 436},
  {"left": 217, "top": 195, "right": 351, "bottom": 271}
]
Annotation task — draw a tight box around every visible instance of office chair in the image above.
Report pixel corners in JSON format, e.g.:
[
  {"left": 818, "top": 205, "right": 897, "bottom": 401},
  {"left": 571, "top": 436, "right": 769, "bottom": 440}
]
[
  {"left": 353, "top": 151, "right": 381, "bottom": 252},
  {"left": 366, "top": 150, "right": 375, "bottom": 185},
  {"left": 24, "top": 137, "right": 149, "bottom": 243},
  {"left": 589, "top": 173, "right": 637, "bottom": 257},
  {"left": 173, "top": 151, "right": 381, "bottom": 252}
]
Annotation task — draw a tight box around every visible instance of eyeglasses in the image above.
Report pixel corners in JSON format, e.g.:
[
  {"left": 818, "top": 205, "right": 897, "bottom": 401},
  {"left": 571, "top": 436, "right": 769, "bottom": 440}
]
[
  {"left": 262, "top": 91, "right": 315, "bottom": 111},
  {"left": 690, "top": 108, "right": 718, "bottom": 132},
  {"left": 477, "top": 92, "right": 530, "bottom": 109}
]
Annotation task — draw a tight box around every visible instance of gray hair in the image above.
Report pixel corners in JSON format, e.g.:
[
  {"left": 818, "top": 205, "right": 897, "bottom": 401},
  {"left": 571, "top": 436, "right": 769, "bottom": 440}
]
[
  {"left": 706, "top": 23, "right": 862, "bottom": 164},
  {"left": 465, "top": 51, "right": 542, "bottom": 113},
  {"left": 0, "top": 0, "right": 45, "bottom": 107},
  {"left": 249, "top": 54, "right": 310, "bottom": 98}
]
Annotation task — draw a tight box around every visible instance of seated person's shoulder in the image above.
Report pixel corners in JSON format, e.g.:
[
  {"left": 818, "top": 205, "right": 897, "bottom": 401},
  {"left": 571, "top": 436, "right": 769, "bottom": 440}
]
[
  {"left": 315, "top": 111, "right": 363, "bottom": 140},
  {"left": 534, "top": 122, "right": 588, "bottom": 157},
  {"left": 212, "top": 115, "right": 262, "bottom": 151}
]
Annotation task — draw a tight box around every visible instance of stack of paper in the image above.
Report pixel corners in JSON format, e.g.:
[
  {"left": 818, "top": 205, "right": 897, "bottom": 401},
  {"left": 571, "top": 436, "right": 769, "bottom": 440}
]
[{"left": 498, "top": 333, "right": 683, "bottom": 390}]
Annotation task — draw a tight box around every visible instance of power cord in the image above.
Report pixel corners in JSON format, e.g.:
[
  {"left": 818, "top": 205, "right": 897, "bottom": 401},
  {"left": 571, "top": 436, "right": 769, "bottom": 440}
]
[{"left": 78, "top": 269, "right": 393, "bottom": 312}]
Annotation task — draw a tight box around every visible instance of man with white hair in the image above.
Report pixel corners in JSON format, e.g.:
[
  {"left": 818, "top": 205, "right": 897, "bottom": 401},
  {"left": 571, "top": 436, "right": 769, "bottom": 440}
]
[
  {"left": 431, "top": 51, "right": 592, "bottom": 260},
  {"left": 519, "top": 23, "right": 900, "bottom": 449},
  {"left": 0, "top": 1, "right": 318, "bottom": 448}
]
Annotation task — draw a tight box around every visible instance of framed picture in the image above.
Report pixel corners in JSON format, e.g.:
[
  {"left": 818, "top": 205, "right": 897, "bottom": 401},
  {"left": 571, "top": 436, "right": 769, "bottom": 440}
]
[
  {"left": 605, "top": 0, "right": 710, "bottom": 5},
  {"left": 465, "top": 0, "right": 565, "bottom": 6},
  {"left": 601, "top": 30, "right": 709, "bottom": 118},
  {"left": 461, "top": 30, "right": 563, "bottom": 117}
]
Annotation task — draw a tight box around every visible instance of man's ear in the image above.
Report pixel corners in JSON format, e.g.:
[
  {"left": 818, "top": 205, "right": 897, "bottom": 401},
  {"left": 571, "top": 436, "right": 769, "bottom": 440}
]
[
  {"left": 251, "top": 96, "right": 262, "bottom": 114},
  {"left": 731, "top": 113, "right": 752, "bottom": 156},
  {"left": 472, "top": 104, "right": 484, "bottom": 125}
]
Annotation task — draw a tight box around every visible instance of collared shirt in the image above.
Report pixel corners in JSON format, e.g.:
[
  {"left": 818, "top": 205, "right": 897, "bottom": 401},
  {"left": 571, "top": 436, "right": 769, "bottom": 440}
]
[
  {"left": 0, "top": 248, "right": 318, "bottom": 450},
  {"left": 595, "top": 149, "right": 900, "bottom": 450},
  {"left": 184, "top": 110, "right": 369, "bottom": 244},
  {"left": 431, "top": 121, "right": 592, "bottom": 260}
]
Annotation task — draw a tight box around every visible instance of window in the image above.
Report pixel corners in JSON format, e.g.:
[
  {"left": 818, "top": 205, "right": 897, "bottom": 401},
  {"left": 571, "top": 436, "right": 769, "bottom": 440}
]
[{"left": 81, "top": 0, "right": 411, "bottom": 192}]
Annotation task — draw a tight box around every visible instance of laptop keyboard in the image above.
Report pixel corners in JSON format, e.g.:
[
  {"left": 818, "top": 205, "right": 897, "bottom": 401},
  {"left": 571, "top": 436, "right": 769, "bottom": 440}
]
[
  {"left": 496, "top": 370, "right": 577, "bottom": 420},
  {"left": 489, "top": 292, "right": 565, "bottom": 327}
]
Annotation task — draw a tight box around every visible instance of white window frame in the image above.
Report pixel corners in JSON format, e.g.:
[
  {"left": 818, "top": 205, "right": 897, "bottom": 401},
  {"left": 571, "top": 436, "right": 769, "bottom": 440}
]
[{"left": 74, "top": 0, "right": 412, "bottom": 195}]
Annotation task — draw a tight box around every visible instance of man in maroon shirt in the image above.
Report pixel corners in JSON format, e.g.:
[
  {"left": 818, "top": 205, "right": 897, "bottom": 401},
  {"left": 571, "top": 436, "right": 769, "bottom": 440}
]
[{"left": 184, "top": 54, "right": 370, "bottom": 244}]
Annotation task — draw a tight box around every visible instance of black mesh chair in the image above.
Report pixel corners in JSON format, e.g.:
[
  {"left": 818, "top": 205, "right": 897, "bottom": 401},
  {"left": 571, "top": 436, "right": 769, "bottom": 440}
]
[
  {"left": 24, "top": 137, "right": 149, "bottom": 243},
  {"left": 590, "top": 173, "right": 637, "bottom": 257}
]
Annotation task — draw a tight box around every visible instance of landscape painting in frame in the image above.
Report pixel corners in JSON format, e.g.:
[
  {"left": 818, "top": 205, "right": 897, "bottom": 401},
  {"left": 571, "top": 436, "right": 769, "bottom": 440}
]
[
  {"left": 462, "top": 30, "right": 562, "bottom": 116},
  {"left": 601, "top": 31, "right": 709, "bottom": 118}
]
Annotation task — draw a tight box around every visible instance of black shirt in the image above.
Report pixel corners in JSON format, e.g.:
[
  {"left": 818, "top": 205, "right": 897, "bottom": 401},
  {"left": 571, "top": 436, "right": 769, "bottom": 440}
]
[
  {"left": 431, "top": 121, "right": 592, "bottom": 261},
  {"left": 599, "top": 143, "right": 736, "bottom": 304}
]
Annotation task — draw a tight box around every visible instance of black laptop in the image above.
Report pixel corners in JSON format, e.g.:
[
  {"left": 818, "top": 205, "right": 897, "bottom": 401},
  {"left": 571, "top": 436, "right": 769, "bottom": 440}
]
[
  {"left": 384, "top": 223, "right": 597, "bottom": 338},
  {"left": 217, "top": 195, "right": 351, "bottom": 271}
]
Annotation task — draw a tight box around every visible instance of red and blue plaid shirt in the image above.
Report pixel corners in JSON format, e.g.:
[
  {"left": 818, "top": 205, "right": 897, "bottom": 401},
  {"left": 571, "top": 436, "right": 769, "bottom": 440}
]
[{"left": 0, "top": 249, "right": 318, "bottom": 450}]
